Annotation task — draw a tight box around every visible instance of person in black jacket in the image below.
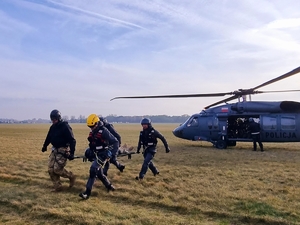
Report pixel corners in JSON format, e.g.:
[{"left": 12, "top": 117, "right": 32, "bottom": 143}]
[
  {"left": 41, "top": 109, "right": 76, "bottom": 192},
  {"left": 248, "top": 118, "right": 264, "bottom": 152},
  {"left": 99, "top": 117, "right": 125, "bottom": 175},
  {"left": 136, "top": 118, "right": 170, "bottom": 180},
  {"left": 79, "top": 114, "right": 117, "bottom": 200},
  {"left": 99, "top": 117, "right": 121, "bottom": 146}
]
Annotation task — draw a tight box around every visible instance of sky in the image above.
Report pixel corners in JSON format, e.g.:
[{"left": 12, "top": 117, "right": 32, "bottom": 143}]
[{"left": 1, "top": 0, "right": 300, "bottom": 120}]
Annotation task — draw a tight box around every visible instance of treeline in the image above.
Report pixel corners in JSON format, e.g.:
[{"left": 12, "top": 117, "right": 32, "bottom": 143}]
[
  {"left": 105, "top": 115, "right": 190, "bottom": 124},
  {"left": 0, "top": 115, "right": 190, "bottom": 124},
  {"left": 67, "top": 114, "right": 191, "bottom": 124}
]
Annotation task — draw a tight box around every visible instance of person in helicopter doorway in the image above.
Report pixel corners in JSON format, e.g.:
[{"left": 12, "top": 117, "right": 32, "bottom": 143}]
[
  {"left": 41, "top": 109, "right": 77, "bottom": 192},
  {"left": 136, "top": 118, "right": 170, "bottom": 180},
  {"left": 248, "top": 117, "right": 264, "bottom": 152},
  {"left": 79, "top": 114, "right": 117, "bottom": 200},
  {"left": 99, "top": 117, "right": 125, "bottom": 176}
]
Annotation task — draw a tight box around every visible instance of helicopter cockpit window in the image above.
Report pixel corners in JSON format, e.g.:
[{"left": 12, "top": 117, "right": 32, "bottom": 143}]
[
  {"left": 281, "top": 116, "right": 296, "bottom": 130},
  {"left": 187, "top": 117, "right": 199, "bottom": 127},
  {"left": 262, "top": 116, "right": 277, "bottom": 130}
]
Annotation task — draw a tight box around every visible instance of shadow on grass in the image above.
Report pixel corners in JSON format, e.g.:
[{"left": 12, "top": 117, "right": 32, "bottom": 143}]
[
  {"left": 0, "top": 200, "right": 89, "bottom": 225},
  {"left": 102, "top": 188, "right": 299, "bottom": 225}
]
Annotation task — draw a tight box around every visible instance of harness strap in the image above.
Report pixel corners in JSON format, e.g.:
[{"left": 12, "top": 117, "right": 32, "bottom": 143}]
[{"left": 94, "top": 151, "right": 110, "bottom": 168}]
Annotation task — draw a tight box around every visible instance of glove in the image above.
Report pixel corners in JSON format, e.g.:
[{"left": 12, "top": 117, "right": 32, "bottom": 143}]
[
  {"left": 166, "top": 147, "right": 170, "bottom": 153},
  {"left": 68, "top": 154, "right": 74, "bottom": 160},
  {"left": 41, "top": 146, "right": 47, "bottom": 152}
]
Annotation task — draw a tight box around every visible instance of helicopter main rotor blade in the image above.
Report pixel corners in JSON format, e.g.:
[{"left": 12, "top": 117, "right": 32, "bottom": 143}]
[
  {"left": 204, "top": 89, "right": 300, "bottom": 109},
  {"left": 252, "top": 66, "right": 300, "bottom": 90},
  {"left": 255, "top": 89, "right": 300, "bottom": 94},
  {"left": 110, "top": 92, "right": 233, "bottom": 101},
  {"left": 204, "top": 95, "right": 239, "bottom": 109}
]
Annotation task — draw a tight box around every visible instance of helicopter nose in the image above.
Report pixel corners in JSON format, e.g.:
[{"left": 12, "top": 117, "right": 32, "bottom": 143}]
[{"left": 173, "top": 126, "right": 183, "bottom": 138}]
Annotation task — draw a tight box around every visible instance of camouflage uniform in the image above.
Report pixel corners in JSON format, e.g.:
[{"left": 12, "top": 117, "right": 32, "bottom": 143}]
[
  {"left": 42, "top": 119, "right": 76, "bottom": 191},
  {"left": 48, "top": 147, "right": 75, "bottom": 191}
]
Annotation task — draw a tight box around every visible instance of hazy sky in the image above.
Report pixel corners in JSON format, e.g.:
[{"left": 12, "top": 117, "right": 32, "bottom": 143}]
[{"left": 1, "top": 0, "right": 300, "bottom": 120}]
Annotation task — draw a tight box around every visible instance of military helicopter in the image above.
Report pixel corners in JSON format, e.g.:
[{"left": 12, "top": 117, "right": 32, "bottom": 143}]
[{"left": 111, "top": 66, "right": 300, "bottom": 149}]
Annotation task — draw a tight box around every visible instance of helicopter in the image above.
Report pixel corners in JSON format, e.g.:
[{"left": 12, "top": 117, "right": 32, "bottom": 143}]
[{"left": 111, "top": 66, "right": 300, "bottom": 149}]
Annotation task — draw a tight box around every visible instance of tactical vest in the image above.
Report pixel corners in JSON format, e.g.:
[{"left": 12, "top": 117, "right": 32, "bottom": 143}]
[
  {"left": 140, "top": 128, "right": 157, "bottom": 148},
  {"left": 88, "top": 127, "right": 108, "bottom": 152}
]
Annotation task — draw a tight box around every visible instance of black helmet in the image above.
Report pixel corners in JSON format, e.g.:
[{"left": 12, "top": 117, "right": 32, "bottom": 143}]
[
  {"left": 50, "top": 109, "right": 62, "bottom": 121},
  {"left": 99, "top": 116, "right": 107, "bottom": 123},
  {"left": 141, "top": 118, "right": 151, "bottom": 125}
]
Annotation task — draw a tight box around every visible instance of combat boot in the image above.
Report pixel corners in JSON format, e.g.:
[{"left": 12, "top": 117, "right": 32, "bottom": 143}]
[
  {"left": 69, "top": 172, "right": 76, "bottom": 188},
  {"left": 135, "top": 176, "right": 143, "bottom": 181},
  {"left": 79, "top": 192, "right": 90, "bottom": 200},
  {"left": 153, "top": 171, "right": 160, "bottom": 176},
  {"left": 107, "top": 184, "right": 115, "bottom": 192},
  {"left": 51, "top": 183, "right": 63, "bottom": 192},
  {"left": 119, "top": 165, "right": 125, "bottom": 172}
]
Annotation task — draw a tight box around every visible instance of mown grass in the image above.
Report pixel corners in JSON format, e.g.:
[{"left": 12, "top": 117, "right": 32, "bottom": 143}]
[{"left": 0, "top": 123, "right": 300, "bottom": 225}]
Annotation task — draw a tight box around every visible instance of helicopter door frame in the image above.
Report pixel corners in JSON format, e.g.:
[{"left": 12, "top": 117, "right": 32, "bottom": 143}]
[
  {"left": 214, "top": 115, "right": 228, "bottom": 149},
  {"left": 226, "top": 116, "right": 257, "bottom": 142}
]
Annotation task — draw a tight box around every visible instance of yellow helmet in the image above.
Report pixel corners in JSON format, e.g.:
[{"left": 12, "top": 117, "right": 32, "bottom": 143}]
[{"left": 87, "top": 114, "right": 100, "bottom": 127}]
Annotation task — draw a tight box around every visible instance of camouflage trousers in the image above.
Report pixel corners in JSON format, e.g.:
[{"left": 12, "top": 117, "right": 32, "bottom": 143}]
[{"left": 48, "top": 147, "right": 74, "bottom": 191}]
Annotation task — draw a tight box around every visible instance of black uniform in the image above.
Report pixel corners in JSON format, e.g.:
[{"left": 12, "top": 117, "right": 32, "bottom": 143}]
[
  {"left": 101, "top": 122, "right": 125, "bottom": 175},
  {"left": 103, "top": 122, "right": 121, "bottom": 146},
  {"left": 136, "top": 126, "right": 170, "bottom": 179},
  {"left": 80, "top": 123, "right": 118, "bottom": 198},
  {"left": 248, "top": 120, "right": 263, "bottom": 151}
]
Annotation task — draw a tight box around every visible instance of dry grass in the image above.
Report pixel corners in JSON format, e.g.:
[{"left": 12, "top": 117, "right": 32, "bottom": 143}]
[{"left": 0, "top": 123, "right": 300, "bottom": 225}]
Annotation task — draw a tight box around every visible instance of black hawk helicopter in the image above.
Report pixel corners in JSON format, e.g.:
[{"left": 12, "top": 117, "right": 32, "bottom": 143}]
[{"left": 111, "top": 66, "right": 300, "bottom": 149}]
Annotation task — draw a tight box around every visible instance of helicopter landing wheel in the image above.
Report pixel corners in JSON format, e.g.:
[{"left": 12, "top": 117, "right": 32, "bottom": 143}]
[{"left": 216, "top": 140, "right": 227, "bottom": 149}]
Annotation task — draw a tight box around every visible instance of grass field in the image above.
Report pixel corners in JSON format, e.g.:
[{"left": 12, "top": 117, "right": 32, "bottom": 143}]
[{"left": 0, "top": 123, "right": 300, "bottom": 225}]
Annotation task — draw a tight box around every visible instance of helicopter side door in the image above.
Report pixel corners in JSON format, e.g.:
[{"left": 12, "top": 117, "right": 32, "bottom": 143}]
[
  {"left": 207, "top": 116, "right": 220, "bottom": 141},
  {"left": 214, "top": 116, "right": 228, "bottom": 148},
  {"left": 261, "top": 114, "right": 299, "bottom": 142}
]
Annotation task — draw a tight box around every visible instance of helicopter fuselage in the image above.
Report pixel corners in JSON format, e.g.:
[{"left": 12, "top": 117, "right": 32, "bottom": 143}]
[{"left": 172, "top": 100, "right": 300, "bottom": 148}]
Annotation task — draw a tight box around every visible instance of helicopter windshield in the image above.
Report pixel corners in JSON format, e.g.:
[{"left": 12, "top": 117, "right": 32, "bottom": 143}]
[{"left": 187, "top": 116, "right": 199, "bottom": 127}]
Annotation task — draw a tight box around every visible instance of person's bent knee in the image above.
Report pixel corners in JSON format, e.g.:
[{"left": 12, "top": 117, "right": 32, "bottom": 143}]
[{"left": 53, "top": 167, "right": 64, "bottom": 175}]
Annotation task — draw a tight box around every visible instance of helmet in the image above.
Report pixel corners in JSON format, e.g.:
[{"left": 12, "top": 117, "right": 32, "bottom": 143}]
[
  {"left": 99, "top": 116, "right": 107, "bottom": 123},
  {"left": 249, "top": 117, "right": 254, "bottom": 122},
  {"left": 141, "top": 118, "right": 151, "bottom": 125},
  {"left": 87, "top": 114, "right": 100, "bottom": 127},
  {"left": 50, "top": 109, "right": 61, "bottom": 121}
]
